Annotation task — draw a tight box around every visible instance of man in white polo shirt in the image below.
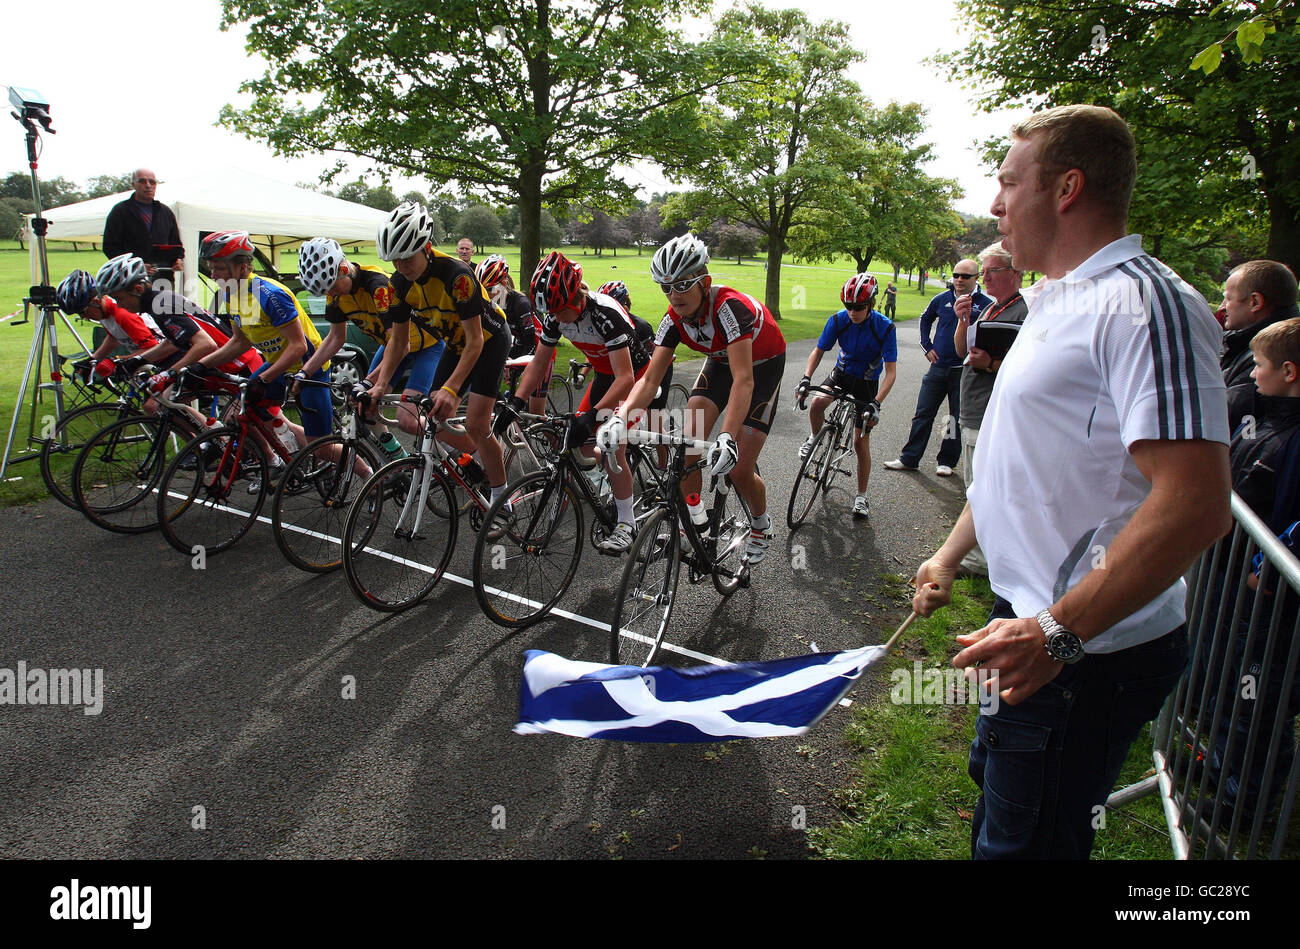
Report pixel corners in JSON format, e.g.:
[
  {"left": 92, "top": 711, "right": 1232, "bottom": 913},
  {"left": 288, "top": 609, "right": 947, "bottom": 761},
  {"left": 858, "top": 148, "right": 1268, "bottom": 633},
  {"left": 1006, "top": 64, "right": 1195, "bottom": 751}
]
[{"left": 910, "top": 105, "right": 1232, "bottom": 859}]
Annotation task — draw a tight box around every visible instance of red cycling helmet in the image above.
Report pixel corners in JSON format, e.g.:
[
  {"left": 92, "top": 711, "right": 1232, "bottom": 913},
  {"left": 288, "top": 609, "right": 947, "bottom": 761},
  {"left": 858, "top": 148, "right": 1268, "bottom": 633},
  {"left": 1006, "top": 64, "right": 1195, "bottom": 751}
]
[
  {"left": 530, "top": 251, "right": 584, "bottom": 314},
  {"left": 201, "top": 229, "right": 256, "bottom": 261},
  {"left": 841, "top": 273, "right": 878, "bottom": 307}
]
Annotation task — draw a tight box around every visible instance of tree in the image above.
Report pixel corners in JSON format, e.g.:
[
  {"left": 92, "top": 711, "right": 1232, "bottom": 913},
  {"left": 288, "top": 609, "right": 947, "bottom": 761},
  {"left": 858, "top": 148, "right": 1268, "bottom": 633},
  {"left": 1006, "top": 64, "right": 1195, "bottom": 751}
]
[
  {"left": 0, "top": 201, "right": 22, "bottom": 244},
  {"left": 570, "top": 210, "right": 627, "bottom": 256},
  {"left": 954, "top": 214, "right": 1001, "bottom": 259},
  {"left": 655, "top": 4, "right": 864, "bottom": 317},
  {"left": 85, "top": 174, "right": 132, "bottom": 199},
  {"left": 538, "top": 209, "right": 564, "bottom": 250},
  {"left": 790, "top": 101, "right": 961, "bottom": 274},
  {"left": 1190, "top": 0, "right": 1299, "bottom": 72},
  {"left": 457, "top": 205, "right": 502, "bottom": 252},
  {"left": 220, "top": 0, "right": 749, "bottom": 285},
  {"left": 715, "top": 222, "right": 762, "bottom": 263},
  {"left": 939, "top": 0, "right": 1300, "bottom": 287},
  {"left": 1, "top": 172, "right": 82, "bottom": 210},
  {"left": 622, "top": 204, "right": 663, "bottom": 254}
]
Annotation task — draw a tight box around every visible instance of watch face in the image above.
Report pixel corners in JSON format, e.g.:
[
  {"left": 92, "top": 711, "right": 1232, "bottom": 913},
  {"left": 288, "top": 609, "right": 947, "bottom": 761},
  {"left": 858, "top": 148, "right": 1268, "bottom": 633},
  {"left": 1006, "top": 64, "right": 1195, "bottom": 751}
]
[{"left": 1048, "top": 632, "right": 1084, "bottom": 662}]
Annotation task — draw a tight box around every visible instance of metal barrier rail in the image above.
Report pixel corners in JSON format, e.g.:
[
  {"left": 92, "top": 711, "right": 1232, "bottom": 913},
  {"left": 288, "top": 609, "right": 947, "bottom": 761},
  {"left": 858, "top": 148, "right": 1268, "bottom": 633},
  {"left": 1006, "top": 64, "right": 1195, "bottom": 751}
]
[{"left": 1111, "top": 492, "right": 1300, "bottom": 858}]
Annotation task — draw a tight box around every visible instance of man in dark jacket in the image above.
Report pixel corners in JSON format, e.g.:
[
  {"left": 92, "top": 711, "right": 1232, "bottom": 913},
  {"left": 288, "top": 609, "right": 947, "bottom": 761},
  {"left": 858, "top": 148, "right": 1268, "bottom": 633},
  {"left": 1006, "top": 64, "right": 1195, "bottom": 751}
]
[
  {"left": 102, "top": 169, "right": 182, "bottom": 276},
  {"left": 1220, "top": 259, "right": 1298, "bottom": 389}
]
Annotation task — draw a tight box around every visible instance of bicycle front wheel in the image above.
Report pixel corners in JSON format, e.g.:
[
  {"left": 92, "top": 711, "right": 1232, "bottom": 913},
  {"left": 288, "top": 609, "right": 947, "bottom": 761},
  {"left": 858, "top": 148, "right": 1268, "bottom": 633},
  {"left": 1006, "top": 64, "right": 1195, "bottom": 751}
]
[
  {"left": 41, "top": 401, "right": 126, "bottom": 509},
  {"left": 546, "top": 372, "right": 572, "bottom": 415},
  {"left": 73, "top": 414, "right": 191, "bottom": 534},
  {"left": 272, "top": 435, "right": 382, "bottom": 573},
  {"left": 473, "top": 469, "right": 583, "bottom": 628},
  {"left": 711, "top": 480, "right": 753, "bottom": 597},
  {"left": 157, "top": 424, "right": 269, "bottom": 556},
  {"left": 342, "top": 457, "right": 457, "bottom": 612},
  {"left": 787, "top": 425, "right": 834, "bottom": 529},
  {"left": 610, "top": 506, "right": 680, "bottom": 666}
]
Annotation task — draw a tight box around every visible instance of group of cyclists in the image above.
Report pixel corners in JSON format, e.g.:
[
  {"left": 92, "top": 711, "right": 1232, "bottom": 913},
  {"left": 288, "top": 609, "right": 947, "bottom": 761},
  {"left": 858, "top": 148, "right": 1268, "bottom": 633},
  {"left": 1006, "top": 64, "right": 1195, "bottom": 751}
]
[{"left": 52, "top": 200, "right": 902, "bottom": 576}]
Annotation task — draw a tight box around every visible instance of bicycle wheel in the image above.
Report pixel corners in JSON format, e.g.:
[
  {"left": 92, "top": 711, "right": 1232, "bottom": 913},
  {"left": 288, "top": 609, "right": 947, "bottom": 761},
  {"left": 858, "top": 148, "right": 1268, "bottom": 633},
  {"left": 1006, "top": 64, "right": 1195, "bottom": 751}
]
[
  {"left": 546, "top": 372, "right": 572, "bottom": 415},
  {"left": 787, "top": 425, "right": 835, "bottom": 529},
  {"left": 821, "top": 409, "right": 852, "bottom": 496},
  {"left": 41, "top": 401, "right": 128, "bottom": 509},
  {"left": 157, "top": 424, "right": 269, "bottom": 556},
  {"left": 610, "top": 507, "right": 681, "bottom": 666},
  {"left": 72, "top": 414, "right": 193, "bottom": 534},
  {"left": 628, "top": 445, "right": 665, "bottom": 526},
  {"left": 666, "top": 382, "right": 690, "bottom": 418},
  {"left": 272, "top": 435, "right": 382, "bottom": 573},
  {"left": 473, "top": 468, "right": 583, "bottom": 628},
  {"left": 711, "top": 480, "right": 753, "bottom": 597},
  {"left": 342, "top": 457, "right": 458, "bottom": 612}
]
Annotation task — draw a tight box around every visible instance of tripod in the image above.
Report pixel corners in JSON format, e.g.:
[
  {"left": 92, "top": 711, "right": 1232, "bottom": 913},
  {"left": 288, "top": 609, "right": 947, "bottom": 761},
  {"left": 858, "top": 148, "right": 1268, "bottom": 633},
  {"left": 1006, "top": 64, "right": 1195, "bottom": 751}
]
[{"left": 0, "top": 91, "right": 92, "bottom": 482}]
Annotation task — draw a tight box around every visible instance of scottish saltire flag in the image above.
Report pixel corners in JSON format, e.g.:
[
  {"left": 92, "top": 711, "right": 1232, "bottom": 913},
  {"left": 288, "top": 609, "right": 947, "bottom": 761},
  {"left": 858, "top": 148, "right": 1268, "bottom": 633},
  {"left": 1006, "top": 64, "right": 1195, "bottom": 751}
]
[{"left": 515, "top": 646, "right": 886, "bottom": 742}]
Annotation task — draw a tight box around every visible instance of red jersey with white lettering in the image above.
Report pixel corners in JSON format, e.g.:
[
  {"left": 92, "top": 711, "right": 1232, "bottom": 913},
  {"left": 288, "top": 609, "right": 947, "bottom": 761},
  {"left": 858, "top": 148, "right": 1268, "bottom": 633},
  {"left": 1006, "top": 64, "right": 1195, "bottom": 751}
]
[
  {"left": 99, "top": 297, "right": 162, "bottom": 352},
  {"left": 653, "top": 285, "right": 785, "bottom": 363}
]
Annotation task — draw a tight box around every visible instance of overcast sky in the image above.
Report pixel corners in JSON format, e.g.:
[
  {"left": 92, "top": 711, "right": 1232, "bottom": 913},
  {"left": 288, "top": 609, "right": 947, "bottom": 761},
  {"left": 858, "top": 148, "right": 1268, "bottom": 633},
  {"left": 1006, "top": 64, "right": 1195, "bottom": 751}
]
[{"left": 7, "top": 0, "right": 1025, "bottom": 217}]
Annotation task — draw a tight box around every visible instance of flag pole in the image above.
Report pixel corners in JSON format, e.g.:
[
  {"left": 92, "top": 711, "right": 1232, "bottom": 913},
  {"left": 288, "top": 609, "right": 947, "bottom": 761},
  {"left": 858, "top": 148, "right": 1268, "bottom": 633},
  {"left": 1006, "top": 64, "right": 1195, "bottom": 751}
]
[{"left": 882, "top": 611, "right": 919, "bottom": 653}]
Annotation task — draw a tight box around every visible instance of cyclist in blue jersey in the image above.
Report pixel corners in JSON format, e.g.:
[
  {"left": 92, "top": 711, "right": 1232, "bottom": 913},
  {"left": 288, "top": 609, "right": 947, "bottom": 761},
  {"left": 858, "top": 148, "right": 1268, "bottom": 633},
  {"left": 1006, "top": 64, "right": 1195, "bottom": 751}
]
[{"left": 795, "top": 274, "right": 897, "bottom": 518}]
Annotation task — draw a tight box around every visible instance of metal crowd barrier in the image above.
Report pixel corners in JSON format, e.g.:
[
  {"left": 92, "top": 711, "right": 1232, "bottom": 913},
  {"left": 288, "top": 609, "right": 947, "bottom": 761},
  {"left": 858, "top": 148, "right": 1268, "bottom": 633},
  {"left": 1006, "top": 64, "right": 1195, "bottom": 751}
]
[{"left": 1110, "top": 492, "right": 1300, "bottom": 858}]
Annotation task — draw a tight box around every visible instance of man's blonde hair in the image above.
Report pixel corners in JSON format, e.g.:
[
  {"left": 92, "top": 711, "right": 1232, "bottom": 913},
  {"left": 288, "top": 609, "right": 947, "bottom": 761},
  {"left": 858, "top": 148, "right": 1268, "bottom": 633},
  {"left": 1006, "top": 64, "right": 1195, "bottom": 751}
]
[
  {"left": 1010, "top": 105, "right": 1136, "bottom": 219},
  {"left": 978, "top": 241, "right": 1015, "bottom": 268},
  {"left": 1251, "top": 317, "right": 1300, "bottom": 368}
]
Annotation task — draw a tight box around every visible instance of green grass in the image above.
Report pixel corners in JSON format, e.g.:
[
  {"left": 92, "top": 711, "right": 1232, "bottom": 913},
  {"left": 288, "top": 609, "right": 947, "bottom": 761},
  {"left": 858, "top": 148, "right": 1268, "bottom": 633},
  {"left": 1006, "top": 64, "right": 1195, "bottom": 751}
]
[
  {"left": 811, "top": 576, "right": 1175, "bottom": 860},
  {"left": 0, "top": 240, "right": 931, "bottom": 506}
]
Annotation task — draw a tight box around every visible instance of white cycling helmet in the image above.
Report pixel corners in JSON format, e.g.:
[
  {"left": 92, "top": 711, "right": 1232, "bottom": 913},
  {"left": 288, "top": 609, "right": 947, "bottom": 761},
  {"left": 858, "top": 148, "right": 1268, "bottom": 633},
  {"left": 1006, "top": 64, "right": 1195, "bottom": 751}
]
[
  {"left": 299, "top": 238, "right": 346, "bottom": 295},
  {"left": 95, "top": 254, "right": 149, "bottom": 294},
  {"left": 377, "top": 201, "right": 433, "bottom": 261},
  {"left": 651, "top": 233, "right": 710, "bottom": 285}
]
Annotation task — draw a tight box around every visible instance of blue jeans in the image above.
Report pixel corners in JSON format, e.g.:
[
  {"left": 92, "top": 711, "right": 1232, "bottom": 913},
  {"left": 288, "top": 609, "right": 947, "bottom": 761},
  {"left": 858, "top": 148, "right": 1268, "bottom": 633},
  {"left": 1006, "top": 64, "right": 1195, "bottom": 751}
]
[
  {"left": 899, "top": 363, "right": 962, "bottom": 468},
  {"left": 968, "top": 597, "right": 1188, "bottom": 859}
]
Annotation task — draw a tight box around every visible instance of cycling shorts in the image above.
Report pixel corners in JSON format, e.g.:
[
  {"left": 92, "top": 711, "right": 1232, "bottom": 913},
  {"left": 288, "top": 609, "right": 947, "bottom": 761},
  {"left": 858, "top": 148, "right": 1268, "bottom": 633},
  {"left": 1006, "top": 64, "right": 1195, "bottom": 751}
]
[
  {"left": 820, "top": 367, "right": 879, "bottom": 431},
  {"left": 431, "top": 326, "right": 509, "bottom": 399},
  {"left": 689, "top": 352, "right": 784, "bottom": 435},
  {"left": 371, "top": 339, "right": 447, "bottom": 395},
  {"left": 253, "top": 364, "right": 333, "bottom": 438}
]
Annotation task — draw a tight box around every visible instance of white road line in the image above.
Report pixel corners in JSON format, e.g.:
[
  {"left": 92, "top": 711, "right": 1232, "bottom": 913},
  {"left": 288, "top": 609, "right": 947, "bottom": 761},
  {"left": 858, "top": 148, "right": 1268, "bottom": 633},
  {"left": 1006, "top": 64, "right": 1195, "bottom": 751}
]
[{"left": 174, "top": 490, "right": 728, "bottom": 666}]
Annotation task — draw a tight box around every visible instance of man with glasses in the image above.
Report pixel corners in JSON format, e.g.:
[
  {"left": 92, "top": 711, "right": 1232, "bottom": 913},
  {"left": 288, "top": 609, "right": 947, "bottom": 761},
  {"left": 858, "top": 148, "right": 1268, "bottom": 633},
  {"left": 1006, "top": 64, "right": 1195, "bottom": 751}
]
[
  {"left": 598, "top": 233, "right": 787, "bottom": 565},
  {"left": 102, "top": 168, "right": 183, "bottom": 277},
  {"left": 884, "top": 258, "right": 991, "bottom": 476},
  {"left": 951, "top": 243, "right": 1027, "bottom": 575}
]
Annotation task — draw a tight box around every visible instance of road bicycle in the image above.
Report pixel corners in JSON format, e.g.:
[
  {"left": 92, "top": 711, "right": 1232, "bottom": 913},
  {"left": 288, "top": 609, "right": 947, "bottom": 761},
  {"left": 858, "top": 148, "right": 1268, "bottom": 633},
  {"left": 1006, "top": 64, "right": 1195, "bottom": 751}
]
[
  {"left": 39, "top": 362, "right": 145, "bottom": 508},
  {"left": 471, "top": 411, "right": 667, "bottom": 628},
  {"left": 268, "top": 382, "right": 396, "bottom": 573},
  {"left": 608, "top": 426, "right": 754, "bottom": 667},
  {"left": 787, "top": 384, "right": 870, "bottom": 529},
  {"left": 69, "top": 369, "right": 220, "bottom": 534},
  {"left": 154, "top": 370, "right": 334, "bottom": 558},
  {"left": 504, "top": 352, "right": 571, "bottom": 416},
  {"left": 341, "top": 403, "right": 500, "bottom": 612}
]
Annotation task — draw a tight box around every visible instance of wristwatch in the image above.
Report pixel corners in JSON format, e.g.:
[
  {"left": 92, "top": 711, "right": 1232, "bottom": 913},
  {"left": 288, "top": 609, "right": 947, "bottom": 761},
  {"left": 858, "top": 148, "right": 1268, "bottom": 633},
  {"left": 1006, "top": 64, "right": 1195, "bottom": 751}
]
[{"left": 1036, "top": 608, "right": 1084, "bottom": 664}]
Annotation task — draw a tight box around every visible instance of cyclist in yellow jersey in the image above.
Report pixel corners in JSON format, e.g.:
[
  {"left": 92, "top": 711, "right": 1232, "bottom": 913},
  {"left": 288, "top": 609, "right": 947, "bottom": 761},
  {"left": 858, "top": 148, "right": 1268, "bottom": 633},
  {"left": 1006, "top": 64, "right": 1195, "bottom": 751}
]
[
  {"left": 296, "top": 238, "right": 446, "bottom": 460},
  {"left": 199, "top": 230, "right": 334, "bottom": 448},
  {"left": 378, "top": 202, "right": 513, "bottom": 502}
]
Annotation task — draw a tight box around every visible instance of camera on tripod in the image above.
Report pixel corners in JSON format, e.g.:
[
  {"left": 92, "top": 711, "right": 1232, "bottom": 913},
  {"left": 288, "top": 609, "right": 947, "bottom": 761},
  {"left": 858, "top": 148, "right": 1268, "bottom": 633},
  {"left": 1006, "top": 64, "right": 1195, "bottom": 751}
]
[{"left": 8, "top": 86, "right": 53, "bottom": 133}]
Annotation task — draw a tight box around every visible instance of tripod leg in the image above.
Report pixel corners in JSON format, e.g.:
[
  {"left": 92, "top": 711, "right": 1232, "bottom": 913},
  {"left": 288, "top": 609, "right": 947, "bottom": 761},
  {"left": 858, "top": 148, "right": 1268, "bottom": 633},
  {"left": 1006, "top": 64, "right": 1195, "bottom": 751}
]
[{"left": 0, "top": 312, "right": 47, "bottom": 481}]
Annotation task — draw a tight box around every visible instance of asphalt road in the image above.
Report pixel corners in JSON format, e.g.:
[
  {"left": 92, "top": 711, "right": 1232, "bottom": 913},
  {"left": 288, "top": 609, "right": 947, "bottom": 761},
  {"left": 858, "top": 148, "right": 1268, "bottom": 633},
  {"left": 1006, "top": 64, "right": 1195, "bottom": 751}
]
[{"left": 0, "top": 316, "right": 970, "bottom": 859}]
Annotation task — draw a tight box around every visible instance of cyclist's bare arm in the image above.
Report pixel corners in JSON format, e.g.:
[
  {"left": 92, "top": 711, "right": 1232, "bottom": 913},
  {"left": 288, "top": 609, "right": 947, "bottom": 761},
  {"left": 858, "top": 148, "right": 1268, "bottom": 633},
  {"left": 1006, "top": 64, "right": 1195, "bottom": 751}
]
[
  {"left": 721, "top": 337, "right": 755, "bottom": 437},
  {"left": 876, "top": 361, "right": 898, "bottom": 405},
  {"left": 301, "top": 322, "right": 347, "bottom": 378},
  {"left": 803, "top": 346, "right": 826, "bottom": 379},
  {"left": 620, "top": 345, "right": 674, "bottom": 424},
  {"left": 204, "top": 326, "right": 254, "bottom": 370},
  {"left": 513, "top": 341, "right": 556, "bottom": 401}
]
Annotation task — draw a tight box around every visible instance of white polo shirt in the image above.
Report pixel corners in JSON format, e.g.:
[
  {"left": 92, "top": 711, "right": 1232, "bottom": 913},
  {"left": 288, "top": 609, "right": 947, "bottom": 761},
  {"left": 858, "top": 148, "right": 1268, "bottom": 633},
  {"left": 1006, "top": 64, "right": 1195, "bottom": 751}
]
[{"left": 969, "top": 235, "right": 1229, "bottom": 652}]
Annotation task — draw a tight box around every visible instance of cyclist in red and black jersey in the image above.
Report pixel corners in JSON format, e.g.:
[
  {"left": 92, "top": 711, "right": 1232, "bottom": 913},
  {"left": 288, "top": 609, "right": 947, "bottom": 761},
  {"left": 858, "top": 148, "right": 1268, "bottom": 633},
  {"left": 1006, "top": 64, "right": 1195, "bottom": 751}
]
[
  {"left": 55, "top": 269, "right": 162, "bottom": 384},
  {"left": 598, "top": 233, "right": 786, "bottom": 565},
  {"left": 496, "top": 253, "right": 663, "bottom": 553}
]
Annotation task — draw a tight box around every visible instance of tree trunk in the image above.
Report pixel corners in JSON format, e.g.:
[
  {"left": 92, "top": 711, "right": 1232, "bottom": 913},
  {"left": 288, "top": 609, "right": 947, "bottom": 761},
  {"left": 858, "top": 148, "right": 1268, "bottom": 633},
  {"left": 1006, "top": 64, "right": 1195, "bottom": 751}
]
[
  {"left": 517, "top": 165, "right": 544, "bottom": 282},
  {"left": 893, "top": 263, "right": 901, "bottom": 282},
  {"left": 1266, "top": 188, "right": 1300, "bottom": 275},
  {"left": 764, "top": 240, "right": 783, "bottom": 319},
  {"left": 852, "top": 253, "right": 868, "bottom": 273}
]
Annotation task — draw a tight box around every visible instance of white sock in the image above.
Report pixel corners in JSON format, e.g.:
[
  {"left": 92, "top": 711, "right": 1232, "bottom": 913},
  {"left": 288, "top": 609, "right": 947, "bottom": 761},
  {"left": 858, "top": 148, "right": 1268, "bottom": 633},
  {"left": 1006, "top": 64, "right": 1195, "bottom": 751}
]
[
  {"left": 491, "top": 483, "right": 505, "bottom": 503},
  {"left": 615, "top": 496, "right": 635, "bottom": 524},
  {"left": 750, "top": 512, "right": 770, "bottom": 531}
]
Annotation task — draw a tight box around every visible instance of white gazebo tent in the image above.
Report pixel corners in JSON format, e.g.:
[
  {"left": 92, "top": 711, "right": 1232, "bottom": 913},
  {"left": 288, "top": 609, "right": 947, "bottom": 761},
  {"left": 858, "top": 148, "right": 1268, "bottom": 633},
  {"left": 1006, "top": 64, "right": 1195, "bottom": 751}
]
[{"left": 31, "top": 170, "right": 389, "bottom": 294}]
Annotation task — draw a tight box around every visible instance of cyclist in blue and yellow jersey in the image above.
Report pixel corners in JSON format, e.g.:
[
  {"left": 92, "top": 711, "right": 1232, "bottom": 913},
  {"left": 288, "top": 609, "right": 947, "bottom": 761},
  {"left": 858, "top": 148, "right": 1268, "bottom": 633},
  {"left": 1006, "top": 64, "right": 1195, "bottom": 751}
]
[
  {"left": 296, "top": 237, "right": 444, "bottom": 460},
  {"left": 378, "top": 202, "right": 512, "bottom": 502},
  {"left": 198, "top": 230, "right": 334, "bottom": 452},
  {"left": 795, "top": 273, "right": 898, "bottom": 519}
]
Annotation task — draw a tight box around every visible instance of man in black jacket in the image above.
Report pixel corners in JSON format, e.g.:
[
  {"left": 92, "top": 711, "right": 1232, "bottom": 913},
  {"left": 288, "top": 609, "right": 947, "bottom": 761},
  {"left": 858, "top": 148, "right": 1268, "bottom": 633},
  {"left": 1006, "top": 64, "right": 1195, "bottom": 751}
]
[
  {"left": 1220, "top": 259, "right": 1298, "bottom": 389},
  {"left": 102, "top": 169, "right": 182, "bottom": 277}
]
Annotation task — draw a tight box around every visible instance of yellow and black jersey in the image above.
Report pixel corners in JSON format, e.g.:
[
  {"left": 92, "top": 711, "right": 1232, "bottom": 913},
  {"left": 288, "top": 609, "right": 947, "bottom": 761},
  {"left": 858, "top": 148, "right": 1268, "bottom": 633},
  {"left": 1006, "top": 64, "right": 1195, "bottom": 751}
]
[
  {"left": 388, "top": 249, "right": 508, "bottom": 356},
  {"left": 326, "top": 264, "right": 437, "bottom": 353}
]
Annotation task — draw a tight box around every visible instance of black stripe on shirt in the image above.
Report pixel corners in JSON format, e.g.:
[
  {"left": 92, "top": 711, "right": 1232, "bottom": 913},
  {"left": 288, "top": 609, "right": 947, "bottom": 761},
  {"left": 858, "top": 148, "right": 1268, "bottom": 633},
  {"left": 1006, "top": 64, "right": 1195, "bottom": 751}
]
[{"left": 1132, "top": 255, "right": 1204, "bottom": 439}]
